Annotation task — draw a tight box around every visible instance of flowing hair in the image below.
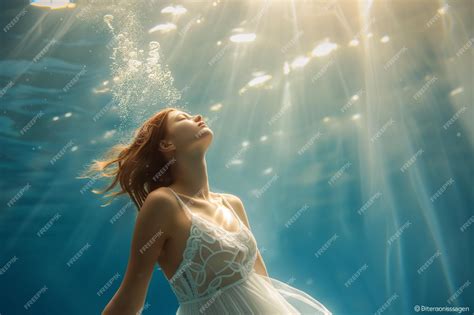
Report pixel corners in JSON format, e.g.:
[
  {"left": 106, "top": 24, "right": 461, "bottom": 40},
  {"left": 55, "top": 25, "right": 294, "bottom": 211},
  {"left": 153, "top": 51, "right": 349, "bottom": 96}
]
[{"left": 78, "top": 107, "right": 179, "bottom": 210}]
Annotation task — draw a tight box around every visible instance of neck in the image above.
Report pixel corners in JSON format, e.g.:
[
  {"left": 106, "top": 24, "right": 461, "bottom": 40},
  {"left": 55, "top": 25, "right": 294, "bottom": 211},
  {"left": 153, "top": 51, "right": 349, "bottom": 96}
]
[{"left": 170, "top": 152, "right": 211, "bottom": 200}]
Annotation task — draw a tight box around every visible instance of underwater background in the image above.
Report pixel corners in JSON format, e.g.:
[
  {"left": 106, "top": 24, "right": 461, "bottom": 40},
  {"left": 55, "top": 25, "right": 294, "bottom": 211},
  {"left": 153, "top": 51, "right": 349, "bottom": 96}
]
[{"left": 0, "top": 0, "right": 473, "bottom": 314}]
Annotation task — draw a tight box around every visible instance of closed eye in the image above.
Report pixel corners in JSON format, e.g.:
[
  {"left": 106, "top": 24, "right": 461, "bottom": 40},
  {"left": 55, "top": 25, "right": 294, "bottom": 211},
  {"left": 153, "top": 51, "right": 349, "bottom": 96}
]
[{"left": 177, "top": 113, "right": 192, "bottom": 121}]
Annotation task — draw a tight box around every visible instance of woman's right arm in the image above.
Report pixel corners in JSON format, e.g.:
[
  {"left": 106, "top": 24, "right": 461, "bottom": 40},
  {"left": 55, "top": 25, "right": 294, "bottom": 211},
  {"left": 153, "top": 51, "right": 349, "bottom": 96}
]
[{"left": 101, "top": 189, "right": 176, "bottom": 315}]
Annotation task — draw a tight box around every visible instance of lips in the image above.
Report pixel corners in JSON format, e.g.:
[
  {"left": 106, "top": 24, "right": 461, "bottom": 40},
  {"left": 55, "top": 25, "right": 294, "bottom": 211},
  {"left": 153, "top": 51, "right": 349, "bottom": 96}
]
[{"left": 198, "top": 122, "right": 206, "bottom": 127}]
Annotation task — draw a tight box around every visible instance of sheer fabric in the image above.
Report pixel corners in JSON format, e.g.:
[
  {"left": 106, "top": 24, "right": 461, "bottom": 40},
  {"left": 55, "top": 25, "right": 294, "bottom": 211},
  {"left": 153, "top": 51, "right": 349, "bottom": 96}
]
[{"left": 165, "top": 187, "right": 332, "bottom": 315}]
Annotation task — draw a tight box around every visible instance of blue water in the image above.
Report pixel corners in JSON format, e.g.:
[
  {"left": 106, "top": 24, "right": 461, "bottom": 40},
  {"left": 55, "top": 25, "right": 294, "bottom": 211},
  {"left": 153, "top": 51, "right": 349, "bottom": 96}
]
[{"left": 1, "top": 0, "right": 473, "bottom": 314}]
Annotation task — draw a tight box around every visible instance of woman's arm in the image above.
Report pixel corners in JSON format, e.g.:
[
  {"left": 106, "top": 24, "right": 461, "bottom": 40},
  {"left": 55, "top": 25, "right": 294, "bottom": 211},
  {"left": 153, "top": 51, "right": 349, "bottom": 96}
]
[
  {"left": 223, "top": 194, "right": 269, "bottom": 278},
  {"left": 102, "top": 190, "right": 176, "bottom": 315}
]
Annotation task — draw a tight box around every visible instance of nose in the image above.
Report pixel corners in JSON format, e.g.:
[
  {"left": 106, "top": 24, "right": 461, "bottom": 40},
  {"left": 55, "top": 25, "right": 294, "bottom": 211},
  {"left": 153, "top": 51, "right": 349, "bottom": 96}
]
[{"left": 194, "top": 115, "right": 203, "bottom": 122}]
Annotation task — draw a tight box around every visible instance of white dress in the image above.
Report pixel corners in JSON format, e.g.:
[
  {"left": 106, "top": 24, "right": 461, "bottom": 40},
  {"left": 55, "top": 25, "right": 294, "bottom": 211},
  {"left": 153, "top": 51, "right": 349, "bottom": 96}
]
[{"left": 166, "top": 188, "right": 333, "bottom": 315}]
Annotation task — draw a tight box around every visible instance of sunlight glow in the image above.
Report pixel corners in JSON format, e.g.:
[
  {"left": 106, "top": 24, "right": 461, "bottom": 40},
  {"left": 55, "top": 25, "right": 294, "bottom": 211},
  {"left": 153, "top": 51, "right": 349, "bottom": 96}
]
[
  {"left": 30, "top": 0, "right": 75, "bottom": 9},
  {"left": 248, "top": 74, "right": 272, "bottom": 87},
  {"left": 262, "top": 168, "right": 273, "bottom": 175},
  {"left": 348, "top": 39, "right": 360, "bottom": 47},
  {"left": 148, "top": 23, "right": 177, "bottom": 34},
  {"left": 210, "top": 102, "right": 223, "bottom": 111},
  {"left": 283, "top": 62, "right": 290, "bottom": 75},
  {"left": 220, "top": 206, "right": 234, "bottom": 224},
  {"left": 380, "top": 35, "right": 390, "bottom": 43},
  {"left": 449, "top": 87, "right": 463, "bottom": 96},
  {"left": 230, "top": 33, "right": 256, "bottom": 43},
  {"left": 291, "top": 56, "right": 310, "bottom": 69},
  {"left": 351, "top": 113, "right": 361, "bottom": 120},
  {"left": 312, "top": 41, "right": 338, "bottom": 57},
  {"left": 161, "top": 5, "right": 187, "bottom": 15}
]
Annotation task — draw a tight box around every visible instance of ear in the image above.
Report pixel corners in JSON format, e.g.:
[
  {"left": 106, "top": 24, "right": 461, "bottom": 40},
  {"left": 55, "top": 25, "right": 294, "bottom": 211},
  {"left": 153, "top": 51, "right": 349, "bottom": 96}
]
[{"left": 159, "top": 139, "right": 174, "bottom": 153}]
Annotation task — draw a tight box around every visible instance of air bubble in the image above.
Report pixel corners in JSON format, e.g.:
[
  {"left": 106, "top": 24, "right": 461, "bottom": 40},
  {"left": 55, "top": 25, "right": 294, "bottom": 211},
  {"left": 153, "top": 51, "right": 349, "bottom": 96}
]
[
  {"left": 149, "top": 41, "right": 160, "bottom": 50},
  {"left": 103, "top": 14, "right": 114, "bottom": 30}
]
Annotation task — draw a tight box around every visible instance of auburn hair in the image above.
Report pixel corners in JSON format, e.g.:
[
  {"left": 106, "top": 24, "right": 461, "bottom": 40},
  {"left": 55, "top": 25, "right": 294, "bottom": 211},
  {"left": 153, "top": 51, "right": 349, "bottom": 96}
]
[{"left": 78, "top": 107, "right": 180, "bottom": 210}]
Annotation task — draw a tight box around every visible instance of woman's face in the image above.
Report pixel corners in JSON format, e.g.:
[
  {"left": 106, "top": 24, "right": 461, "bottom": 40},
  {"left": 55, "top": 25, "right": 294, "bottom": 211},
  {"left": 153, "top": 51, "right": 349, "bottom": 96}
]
[{"left": 164, "top": 110, "right": 213, "bottom": 154}]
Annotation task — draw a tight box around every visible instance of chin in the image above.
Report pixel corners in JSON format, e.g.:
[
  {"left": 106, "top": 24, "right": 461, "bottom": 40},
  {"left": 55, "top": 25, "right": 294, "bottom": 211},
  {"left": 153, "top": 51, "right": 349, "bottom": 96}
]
[{"left": 196, "top": 127, "right": 213, "bottom": 138}]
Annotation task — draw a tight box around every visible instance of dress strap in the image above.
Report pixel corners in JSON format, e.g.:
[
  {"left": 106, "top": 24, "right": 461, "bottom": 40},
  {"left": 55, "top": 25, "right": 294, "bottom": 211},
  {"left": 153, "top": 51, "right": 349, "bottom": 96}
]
[
  {"left": 166, "top": 187, "right": 193, "bottom": 220},
  {"left": 219, "top": 193, "right": 243, "bottom": 230}
]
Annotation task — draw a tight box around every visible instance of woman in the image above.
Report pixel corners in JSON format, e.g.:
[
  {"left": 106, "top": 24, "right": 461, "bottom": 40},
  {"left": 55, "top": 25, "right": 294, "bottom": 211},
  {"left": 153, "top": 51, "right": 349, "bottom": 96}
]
[{"left": 84, "top": 107, "right": 332, "bottom": 314}]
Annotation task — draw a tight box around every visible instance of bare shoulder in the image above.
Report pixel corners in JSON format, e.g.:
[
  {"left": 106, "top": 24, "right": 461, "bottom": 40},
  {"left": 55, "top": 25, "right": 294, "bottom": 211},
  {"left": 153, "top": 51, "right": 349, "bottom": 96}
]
[
  {"left": 138, "top": 187, "right": 181, "bottom": 231},
  {"left": 220, "top": 193, "right": 250, "bottom": 227},
  {"left": 219, "top": 192, "right": 243, "bottom": 209}
]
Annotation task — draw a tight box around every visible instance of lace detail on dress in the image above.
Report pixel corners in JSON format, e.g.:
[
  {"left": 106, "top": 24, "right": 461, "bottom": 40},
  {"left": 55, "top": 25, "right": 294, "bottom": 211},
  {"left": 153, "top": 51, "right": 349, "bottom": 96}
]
[{"left": 165, "top": 187, "right": 258, "bottom": 304}]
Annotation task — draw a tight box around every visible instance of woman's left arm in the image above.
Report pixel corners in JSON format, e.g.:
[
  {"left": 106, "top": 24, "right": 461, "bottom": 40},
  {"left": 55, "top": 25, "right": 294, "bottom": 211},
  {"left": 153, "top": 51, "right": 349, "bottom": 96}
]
[{"left": 223, "top": 194, "right": 269, "bottom": 278}]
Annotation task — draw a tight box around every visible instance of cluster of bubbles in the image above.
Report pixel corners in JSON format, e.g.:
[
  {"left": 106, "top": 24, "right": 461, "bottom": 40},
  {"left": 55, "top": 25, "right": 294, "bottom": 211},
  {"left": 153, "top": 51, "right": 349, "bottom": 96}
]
[
  {"left": 103, "top": 10, "right": 181, "bottom": 140},
  {"left": 76, "top": 0, "right": 182, "bottom": 141}
]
